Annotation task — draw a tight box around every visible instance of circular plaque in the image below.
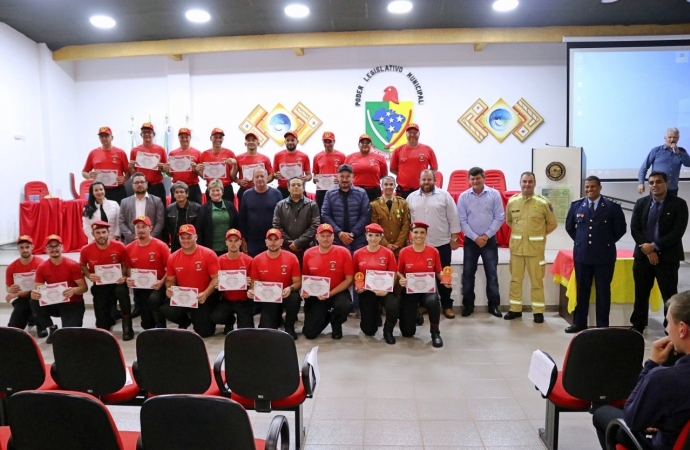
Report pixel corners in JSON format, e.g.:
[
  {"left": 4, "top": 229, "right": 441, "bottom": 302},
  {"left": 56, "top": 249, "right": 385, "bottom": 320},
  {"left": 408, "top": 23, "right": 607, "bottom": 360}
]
[{"left": 546, "top": 162, "right": 566, "bottom": 181}]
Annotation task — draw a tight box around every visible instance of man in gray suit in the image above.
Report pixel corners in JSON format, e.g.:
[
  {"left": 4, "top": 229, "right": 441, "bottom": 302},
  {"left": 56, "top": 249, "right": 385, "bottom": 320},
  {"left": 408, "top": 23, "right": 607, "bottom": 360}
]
[{"left": 118, "top": 172, "right": 165, "bottom": 245}]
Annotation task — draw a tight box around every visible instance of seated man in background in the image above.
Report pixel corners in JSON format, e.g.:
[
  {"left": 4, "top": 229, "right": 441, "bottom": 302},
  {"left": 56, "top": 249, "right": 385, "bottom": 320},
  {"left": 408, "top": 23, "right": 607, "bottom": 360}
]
[{"left": 5, "top": 235, "right": 46, "bottom": 337}]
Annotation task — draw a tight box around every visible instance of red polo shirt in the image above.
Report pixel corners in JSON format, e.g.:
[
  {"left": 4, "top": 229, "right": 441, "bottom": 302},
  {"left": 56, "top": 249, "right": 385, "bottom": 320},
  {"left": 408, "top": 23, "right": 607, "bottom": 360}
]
[
  {"left": 199, "top": 148, "right": 236, "bottom": 187},
  {"left": 390, "top": 143, "right": 438, "bottom": 190},
  {"left": 313, "top": 150, "right": 346, "bottom": 176},
  {"left": 397, "top": 245, "right": 442, "bottom": 275},
  {"left": 353, "top": 246, "right": 397, "bottom": 273},
  {"left": 273, "top": 150, "right": 311, "bottom": 189},
  {"left": 35, "top": 258, "right": 85, "bottom": 303},
  {"left": 302, "top": 245, "right": 354, "bottom": 290},
  {"left": 131, "top": 144, "right": 167, "bottom": 185},
  {"left": 235, "top": 153, "right": 274, "bottom": 189},
  {"left": 166, "top": 245, "right": 220, "bottom": 292},
  {"left": 82, "top": 147, "right": 129, "bottom": 185},
  {"left": 345, "top": 152, "right": 388, "bottom": 189},
  {"left": 168, "top": 147, "right": 202, "bottom": 186},
  {"left": 125, "top": 238, "right": 170, "bottom": 279},
  {"left": 218, "top": 253, "right": 253, "bottom": 301},
  {"left": 79, "top": 240, "right": 128, "bottom": 273},
  {"left": 250, "top": 250, "right": 300, "bottom": 288}
]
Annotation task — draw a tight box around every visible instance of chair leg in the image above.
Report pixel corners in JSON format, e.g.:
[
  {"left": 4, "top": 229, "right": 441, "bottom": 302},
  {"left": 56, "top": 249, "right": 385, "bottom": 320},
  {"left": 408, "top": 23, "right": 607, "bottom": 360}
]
[
  {"left": 539, "top": 400, "right": 560, "bottom": 450},
  {"left": 294, "top": 404, "right": 304, "bottom": 450}
]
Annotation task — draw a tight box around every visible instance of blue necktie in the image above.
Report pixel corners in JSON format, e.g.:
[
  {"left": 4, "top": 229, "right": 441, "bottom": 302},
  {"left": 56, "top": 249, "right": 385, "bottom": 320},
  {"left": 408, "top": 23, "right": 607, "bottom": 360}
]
[
  {"left": 589, "top": 201, "right": 594, "bottom": 214},
  {"left": 646, "top": 201, "right": 661, "bottom": 243}
]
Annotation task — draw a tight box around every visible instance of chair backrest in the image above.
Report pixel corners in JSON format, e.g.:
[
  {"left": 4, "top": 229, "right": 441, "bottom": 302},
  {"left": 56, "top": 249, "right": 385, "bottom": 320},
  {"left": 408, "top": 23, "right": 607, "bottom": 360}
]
[
  {"left": 435, "top": 171, "right": 443, "bottom": 189},
  {"left": 140, "top": 394, "right": 256, "bottom": 450},
  {"left": 447, "top": 170, "right": 470, "bottom": 193},
  {"left": 135, "top": 329, "right": 213, "bottom": 395},
  {"left": 8, "top": 390, "right": 125, "bottom": 450},
  {"left": 484, "top": 169, "right": 507, "bottom": 192},
  {"left": 24, "top": 181, "right": 48, "bottom": 202},
  {"left": 51, "top": 328, "right": 128, "bottom": 397},
  {"left": 562, "top": 328, "right": 644, "bottom": 403},
  {"left": 224, "top": 329, "right": 300, "bottom": 406},
  {"left": 79, "top": 180, "right": 93, "bottom": 199},
  {"left": 0, "top": 328, "right": 48, "bottom": 395}
]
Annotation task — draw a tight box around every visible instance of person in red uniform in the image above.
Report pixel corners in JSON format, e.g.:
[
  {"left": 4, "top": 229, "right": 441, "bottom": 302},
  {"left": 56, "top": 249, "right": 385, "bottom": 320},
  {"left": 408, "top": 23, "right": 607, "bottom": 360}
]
[
  {"left": 390, "top": 123, "right": 439, "bottom": 199},
  {"left": 196, "top": 128, "right": 238, "bottom": 203},
  {"left": 301, "top": 223, "right": 354, "bottom": 340},
  {"left": 30, "top": 235, "right": 88, "bottom": 343},
  {"left": 212, "top": 229, "right": 254, "bottom": 331},
  {"left": 353, "top": 224, "right": 399, "bottom": 344},
  {"left": 163, "top": 224, "right": 220, "bottom": 337},
  {"left": 82, "top": 126, "right": 130, "bottom": 204},
  {"left": 125, "top": 216, "right": 170, "bottom": 330},
  {"left": 5, "top": 235, "right": 46, "bottom": 337},
  {"left": 273, "top": 131, "right": 312, "bottom": 199},
  {"left": 236, "top": 132, "right": 274, "bottom": 209},
  {"left": 312, "top": 131, "right": 346, "bottom": 210},
  {"left": 345, "top": 134, "right": 388, "bottom": 202},
  {"left": 397, "top": 222, "right": 449, "bottom": 348},
  {"left": 164, "top": 127, "right": 202, "bottom": 204},
  {"left": 129, "top": 122, "right": 168, "bottom": 206},
  {"left": 80, "top": 221, "right": 132, "bottom": 340},
  {"left": 248, "top": 228, "right": 301, "bottom": 338}
]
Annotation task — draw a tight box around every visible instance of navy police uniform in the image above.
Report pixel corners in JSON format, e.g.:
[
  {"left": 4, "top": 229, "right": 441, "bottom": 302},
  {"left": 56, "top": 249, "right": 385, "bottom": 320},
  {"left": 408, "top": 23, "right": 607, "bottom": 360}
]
[{"left": 565, "top": 196, "right": 626, "bottom": 327}]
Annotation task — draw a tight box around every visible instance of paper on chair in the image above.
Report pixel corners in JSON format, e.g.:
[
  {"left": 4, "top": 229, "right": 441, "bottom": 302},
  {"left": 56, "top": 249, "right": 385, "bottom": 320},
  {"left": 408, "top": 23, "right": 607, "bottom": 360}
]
[{"left": 528, "top": 350, "right": 556, "bottom": 396}]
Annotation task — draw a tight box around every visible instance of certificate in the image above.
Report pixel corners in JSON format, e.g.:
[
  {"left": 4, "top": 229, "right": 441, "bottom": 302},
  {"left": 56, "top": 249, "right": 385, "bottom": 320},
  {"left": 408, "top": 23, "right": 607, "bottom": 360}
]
[
  {"left": 135, "top": 151, "right": 160, "bottom": 170},
  {"left": 279, "top": 163, "right": 303, "bottom": 180},
  {"left": 95, "top": 264, "right": 122, "bottom": 285},
  {"left": 203, "top": 161, "right": 226, "bottom": 179},
  {"left": 301, "top": 276, "right": 330, "bottom": 298},
  {"left": 314, "top": 174, "right": 336, "bottom": 191},
  {"left": 169, "top": 155, "right": 192, "bottom": 172},
  {"left": 406, "top": 272, "right": 436, "bottom": 294},
  {"left": 95, "top": 170, "right": 118, "bottom": 187},
  {"left": 218, "top": 270, "right": 247, "bottom": 291},
  {"left": 364, "top": 270, "right": 395, "bottom": 292},
  {"left": 38, "top": 282, "right": 69, "bottom": 306},
  {"left": 130, "top": 268, "right": 158, "bottom": 289},
  {"left": 253, "top": 281, "right": 283, "bottom": 303},
  {"left": 242, "top": 163, "right": 264, "bottom": 181},
  {"left": 13, "top": 272, "right": 36, "bottom": 293},
  {"left": 170, "top": 286, "right": 198, "bottom": 308}
]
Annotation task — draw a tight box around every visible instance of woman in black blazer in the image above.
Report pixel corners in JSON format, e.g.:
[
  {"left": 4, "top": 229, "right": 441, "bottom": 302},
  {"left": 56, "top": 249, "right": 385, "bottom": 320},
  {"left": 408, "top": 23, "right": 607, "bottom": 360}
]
[{"left": 197, "top": 179, "right": 239, "bottom": 256}]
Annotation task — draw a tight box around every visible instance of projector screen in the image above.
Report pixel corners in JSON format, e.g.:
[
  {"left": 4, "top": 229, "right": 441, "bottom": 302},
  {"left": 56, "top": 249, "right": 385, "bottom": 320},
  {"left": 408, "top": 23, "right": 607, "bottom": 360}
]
[{"left": 568, "top": 41, "right": 690, "bottom": 180}]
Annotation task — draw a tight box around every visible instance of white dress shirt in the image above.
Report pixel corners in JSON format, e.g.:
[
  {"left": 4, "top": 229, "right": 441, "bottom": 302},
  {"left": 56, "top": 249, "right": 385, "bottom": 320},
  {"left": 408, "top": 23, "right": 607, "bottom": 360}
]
[
  {"left": 407, "top": 187, "right": 462, "bottom": 247},
  {"left": 82, "top": 199, "right": 121, "bottom": 243},
  {"left": 135, "top": 192, "right": 149, "bottom": 218}
]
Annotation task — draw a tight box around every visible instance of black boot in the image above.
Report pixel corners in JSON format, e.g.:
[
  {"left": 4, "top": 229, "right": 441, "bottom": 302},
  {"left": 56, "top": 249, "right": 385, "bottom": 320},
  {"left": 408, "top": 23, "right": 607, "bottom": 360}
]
[
  {"left": 285, "top": 323, "right": 298, "bottom": 340},
  {"left": 430, "top": 326, "right": 443, "bottom": 348},
  {"left": 122, "top": 317, "right": 134, "bottom": 341},
  {"left": 37, "top": 327, "right": 48, "bottom": 338},
  {"left": 383, "top": 328, "right": 396, "bottom": 345},
  {"left": 45, "top": 325, "right": 58, "bottom": 344},
  {"left": 331, "top": 322, "right": 343, "bottom": 340},
  {"left": 416, "top": 312, "right": 424, "bottom": 326}
]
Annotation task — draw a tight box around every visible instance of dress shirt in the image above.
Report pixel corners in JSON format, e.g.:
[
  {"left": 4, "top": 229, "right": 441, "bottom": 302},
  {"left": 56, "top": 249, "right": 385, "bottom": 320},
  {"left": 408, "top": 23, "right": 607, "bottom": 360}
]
[
  {"left": 135, "top": 192, "right": 149, "bottom": 218},
  {"left": 457, "top": 186, "right": 505, "bottom": 241},
  {"left": 638, "top": 144, "right": 690, "bottom": 190},
  {"left": 82, "top": 199, "right": 121, "bottom": 243},
  {"left": 589, "top": 196, "right": 601, "bottom": 211},
  {"left": 407, "top": 187, "right": 462, "bottom": 247}
]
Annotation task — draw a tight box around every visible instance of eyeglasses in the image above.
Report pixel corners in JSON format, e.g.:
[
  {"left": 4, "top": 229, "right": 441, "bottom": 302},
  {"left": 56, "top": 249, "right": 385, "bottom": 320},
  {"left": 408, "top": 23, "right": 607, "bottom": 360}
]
[
  {"left": 133, "top": 181, "right": 147, "bottom": 185},
  {"left": 46, "top": 244, "right": 62, "bottom": 250}
]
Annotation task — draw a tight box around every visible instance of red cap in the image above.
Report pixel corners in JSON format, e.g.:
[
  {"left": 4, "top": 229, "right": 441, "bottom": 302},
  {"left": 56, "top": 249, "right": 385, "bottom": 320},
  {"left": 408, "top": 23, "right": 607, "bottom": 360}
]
[
  {"left": 322, "top": 131, "right": 335, "bottom": 141},
  {"left": 210, "top": 128, "right": 225, "bottom": 137},
  {"left": 410, "top": 221, "right": 429, "bottom": 230},
  {"left": 406, "top": 123, "right": 420, "bottom": 132},
  {"left": 266, "top": 228, "right": 282, "bottom": 239},
  {"left": 178, "top": 224, "right": 197, "bottom": 235},
  {"left": 97, "top": 126, "right": 112, "bottom": 136},
  {"left": 225, "top": 229, "right": 242, "bottom": 239},
  {"left": 365, "top": 223, "right": 384, "bottom": 234},
  {"left": 91, "top": 220, "right": 111, "bottom": 230},
  {"left": 44, "top": 234, "right": 63, "bottom": 246},
  {"left": 245, "top": 132, "right": 258, "bottom": 141},
  {"left": 358, "top": 134, "right": 373, "bottom": 143},
  {"left": 132, "top": 216, "right": 152, "bottom": 227},
  {"left": 283, "top": 131, "right": 297, "bottom": 139},
  {"left": 178, "top": 127, "right": 192, "bottom": 136},
  {"left": 17, "top": 235, "right": 33, "bottom": 245},
  {"left": 316, "top": 223, "right": 334, "bottom": 234},
  {"left": 141, "top": 122, "right": 155, "bottom": 131}
]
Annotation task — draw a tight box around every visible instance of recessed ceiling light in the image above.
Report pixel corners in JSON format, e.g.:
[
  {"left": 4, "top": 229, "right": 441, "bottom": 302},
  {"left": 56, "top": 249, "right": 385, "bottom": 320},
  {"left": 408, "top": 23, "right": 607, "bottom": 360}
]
[
  {"left": 492, "top": 0, "right": 518, "bottom": 12},
  {"left": 89, "top": 15, "right": 116, "bottom": 29},
  {"left": 284, "top": 4, "right": 309, "bottom": 18},
  {"left": 388, "top": 1, "right": 413, "bottom": 14},
  {"left": 185, "top": 9, "right": 211, "bottom": 23},
  {"left": 600, "top": 0, "right": 619, "bottom": 3}
]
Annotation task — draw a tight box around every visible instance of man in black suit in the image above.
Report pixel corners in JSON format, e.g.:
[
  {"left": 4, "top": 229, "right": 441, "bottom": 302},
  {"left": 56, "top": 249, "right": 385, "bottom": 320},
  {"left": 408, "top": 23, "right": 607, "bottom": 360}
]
[
  {"left": 630, "top": 171, "right": 688, "bottom": 333},
  {"left": 565, "top": 176, "right": 627, "bottom": 333}
]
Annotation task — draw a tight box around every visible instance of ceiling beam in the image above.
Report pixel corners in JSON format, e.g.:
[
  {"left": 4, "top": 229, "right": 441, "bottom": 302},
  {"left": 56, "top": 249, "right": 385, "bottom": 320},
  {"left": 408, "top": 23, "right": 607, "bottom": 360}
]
[
  {"left": 293, "top": 48, "right": 305, "bottom": 56},
  {"left": 473, "top": 43, "right": 487, "bottom": 52},
  {"left": 52, "top": 24, "right": 690, "bottom": 61}
]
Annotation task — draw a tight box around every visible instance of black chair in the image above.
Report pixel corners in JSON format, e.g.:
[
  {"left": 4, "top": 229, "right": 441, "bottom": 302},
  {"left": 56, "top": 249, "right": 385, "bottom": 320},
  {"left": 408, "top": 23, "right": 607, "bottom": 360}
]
[
  {"left": 606, "top": 417, "right": 690, "bottom": 450},
  {"left": 0, "top": 327, "right": 58, "bottom": 425},
  {"left": 50, "top": 328, "right": 140, "bottom": 404},
  {"left": 5, "top": 390, "right": 138, "bottom": 449},
  {"left": 133, "top": 329, "right": 220, "bottom": 396},
  {"left": 536, "top": 328, "right": 645, "bottom": 450},
  {"left": 214, "top": 329, "right": 316, "bottom": 450},
  {"left": 138, "top": 394, "right": 288, "bottom": 450}
]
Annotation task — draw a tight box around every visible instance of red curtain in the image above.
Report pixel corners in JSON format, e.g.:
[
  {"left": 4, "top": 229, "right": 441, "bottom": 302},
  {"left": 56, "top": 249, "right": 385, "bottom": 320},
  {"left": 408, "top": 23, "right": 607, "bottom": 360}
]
[{"left": 19, "top": 198, "right": 87, "bottom": 254}]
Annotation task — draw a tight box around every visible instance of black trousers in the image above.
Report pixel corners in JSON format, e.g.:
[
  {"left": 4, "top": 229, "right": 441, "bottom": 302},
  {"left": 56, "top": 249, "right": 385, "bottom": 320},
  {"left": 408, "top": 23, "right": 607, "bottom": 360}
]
[
  {"left": 211, "top": 300, "right": 255, "bottom": 329},
  {"left": 401, "top": 292, "right": 440, "bottom": 337},
  {"left": 187, "top": 184, "right": 202, "bottom": 205},
  {"left": 631, "top": 258, "right": 679, "bottom": 329},
  {"left": 258, "top": 291, "right": 302, "bottom": 330},
  {"left": 91, "top": 284, "right": 131, "bottom": 330},
  {"left": 205, "top": 186, "right": 235, "bottom": 204},
  {"left": 592, "top": 405, "right": 653, "bottom": 450},
  {"left": 359, "top": 290, "right": 399, "bottom": 336},
  {"left": 573, "top": 262, "right": 615, "bottom": 328},
  {"left": 105, "top": 185, "right": 127, "bottom": 204},
  {"left": 160, "top": 291, "right": 220, "bottom": 338},
  {"left": 361, "top": 187, "right": 381, "bottom": 203},
  {"left": 315, "top": 190, "right": 327, "bottom": 211},
  {"left": 395, "top": 186, "right": 416, "bottom": 200},
  {"left": 31, "top": 300, "right": 85, "bottom": 329},
  {"left": 133, "top": 286, "right": 166, "bottom": 329},
  {"left": 302, "top": 291, "right": 352, "bottom": 339},
  {"left": 147, "top": 183, "right": 167, "bottom": 207},
  {"left": 8, "top": 297, "right": 32, "bottom": 329},
  {"left": 436, "top": 244, "right": 453, "bottom": 309}
]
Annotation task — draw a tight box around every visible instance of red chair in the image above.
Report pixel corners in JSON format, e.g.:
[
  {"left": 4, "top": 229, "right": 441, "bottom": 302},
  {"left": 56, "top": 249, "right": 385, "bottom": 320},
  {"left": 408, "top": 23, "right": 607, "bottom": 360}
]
[
  {"left": 606, "top": 416, "right": 690, "bottom": 450},
  {"left": 24, "top": 181, "right": 48, "bottom": 202},
  {"left": 435, "top": 171, "right": 443, "bottom": 189},
  {"left": 79, "top": 180, "right": 93, "bottom": 199},
  {"left": 447, "top": 170, "right": 470, "bottom": 194},
  {"left": 484, "top": 169, "right": 507, "bottom": 192}
]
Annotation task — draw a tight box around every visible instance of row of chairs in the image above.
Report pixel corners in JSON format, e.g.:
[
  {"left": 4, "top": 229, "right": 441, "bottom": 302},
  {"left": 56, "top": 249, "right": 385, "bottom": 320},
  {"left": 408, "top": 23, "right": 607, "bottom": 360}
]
[{"left": 0, "top": 327, "right": 316, "bottom": 449}]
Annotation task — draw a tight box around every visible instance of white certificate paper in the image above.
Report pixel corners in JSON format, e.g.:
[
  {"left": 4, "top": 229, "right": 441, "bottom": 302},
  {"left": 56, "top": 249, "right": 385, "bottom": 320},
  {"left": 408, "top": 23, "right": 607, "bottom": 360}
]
[
  {"left": 253, "top": 281, "right": 283, "bottom": 303},
  {"left": 528, "top": 350, "right": 557, "bottom": 396},
  {"left": 95, "top": 264, "right": 122, "bottom": 285},
  {"left": 203, "top": 161, "right": 226, "bottom": 179},
  {"left": 365, "top": 270, "right": 395, "bottom": 292},
  {"left": 218, "top": 270, "right": 247, "bottom": 291},
  {"left": 38, "top": 282, "right": 69, "bottom": 306},
  {"left": 95, "top": 170, "right": 118, "bottom": 187},
  {"left": 279, "top": 163, "right": 303, "bottom": 180},
  {"left": 242, "top": 163, "right": 264, "bottom": 181},
  {"left": 130, "top": 268, "right": 158, "bottom": 289},
  {"left": 301, "top": 276, "right": 330, "bottom": 298},
  {"left": 314, "top": 174, "right": 336, "bottom": 191},
  {"left": 170, "top": 286, "right": 199, "bottom": 308},
  {"left": 135, "top": 151, "right": 161, "bottom": 170},
  {"left": 169, "top": 155, "right": 192, "bottom": 172},
  {"left": 405, "top": 272, "right": 436, "bottom": 294},
  {"left": 13, "top": 272, "right": 36, "bottom": 293}
]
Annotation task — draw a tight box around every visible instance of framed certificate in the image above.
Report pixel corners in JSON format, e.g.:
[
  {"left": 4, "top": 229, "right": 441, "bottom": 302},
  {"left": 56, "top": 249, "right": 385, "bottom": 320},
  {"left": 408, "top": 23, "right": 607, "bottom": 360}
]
[
  {"left": 38, "top": 282, "right": 69, "bottom": 306},
  {"left": 406, "top": 272, "right": 436, "bottom": 294},
  {"left": 203, "top": 162, "right": 226, "bottom": 179},
  {"left": 279, "top": 163, "right": 303, "bottom": 180},
  {"left": 95, "top": 264, "right": 122, "bottom": 285},
  {"left": 364, "top": 270, "right": 395, "bottom": 292},
  {"left": 13, "top": 272, "right": 36, "bottom": 293},
  {"left": 218, "top": 270, "right": 247, "bottom": 291},
  {"left": 301, "top": 275, "right": 330, "bottom": 298},
  {"left": 314, "top": 174, "right": 336, "bottom": 191},
  {"left": 130, "top": 268, "right": 157, "bottom": 289},
  {"left": 253, "top": 281, "right": 283, "bottom": 303},
  {"left": 95, "top": 170, "right": 118, "bottom": 187},
  {"left": 242, "top": 163, "right": 264, "bottom": 181},
  {"left": 169, "top": 155, "right": 192, "bottom": 172},
  {"left": 136, "top": 151, "right": 160, "bottom": 170},
  {"left": 170, "top": 286, "right": 199, "bottom": 308}
]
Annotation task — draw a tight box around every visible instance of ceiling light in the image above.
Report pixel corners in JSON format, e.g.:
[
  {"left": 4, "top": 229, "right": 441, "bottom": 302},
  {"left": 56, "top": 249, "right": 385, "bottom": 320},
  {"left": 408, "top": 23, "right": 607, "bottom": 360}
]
[
  {"left": 388, "top": 1, "right": 413, "bottom": 14},
  {"left": 492, "top": 0, "right": 518, "bottom": 12},
  {"left": 185, "top": 9, "right": 211, "bottom": 23},
  {"left": 600, "top": 0, "right": 619, "bottom": 3},
  {"left": 284, "top": 4, "right": 309, "bottom": 18},
  {"left": 89, "top": 15, "right": 116, "bottom": 29}
]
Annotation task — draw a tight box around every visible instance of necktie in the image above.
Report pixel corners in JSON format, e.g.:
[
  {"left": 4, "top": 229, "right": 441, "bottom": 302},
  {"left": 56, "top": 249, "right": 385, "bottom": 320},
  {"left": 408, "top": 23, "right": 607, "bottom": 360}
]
[
  {"left": 100, "top": 204, "right": 108, "bottom": 222},
  {"left": 646, "top": 201, "right": 661, "bottom": 243},
  {"left": 589, "top": 201, "right": 594, "bottom": 214},
  {"left": 386, "top": 199, "right": 393, "bottom": 211}
]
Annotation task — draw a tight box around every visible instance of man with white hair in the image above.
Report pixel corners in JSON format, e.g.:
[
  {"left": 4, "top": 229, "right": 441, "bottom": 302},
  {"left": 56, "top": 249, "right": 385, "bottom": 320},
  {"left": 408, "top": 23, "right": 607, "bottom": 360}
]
[{"left": 638, "top": 127, "right": 689, "bottom": 197}]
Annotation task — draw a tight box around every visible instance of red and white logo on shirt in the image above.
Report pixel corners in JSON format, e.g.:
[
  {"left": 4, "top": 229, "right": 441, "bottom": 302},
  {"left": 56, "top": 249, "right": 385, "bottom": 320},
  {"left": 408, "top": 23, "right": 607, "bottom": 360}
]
[
  {"left": 149, "top": 252, "right": 156, "bottom": 262},
  {"left": 419, "top": 154, "right": 425, "bottom": 162},
  {"left": 329, "top": 261, "right": 336, "bottom": 271},
  {"left": 427, "top": 258, "right": 434, "bottom": 268},
  {"left": 111, "top": 254, "right": 119, "bottom": 263},
  {"left": 112, "top": 156, "right": 119, "bottom": 164},
  {"left": 369, "top": 159, "right": 375, "bottom": 166},
  {"left": 379, "top": 257, "right": 387, "bottom": 266},
  {"left": 281, "top": 265, "right": 287, "bottom": 274},
  {"left": 195, "top": 261, "right": 202, "bottom": 271}
]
